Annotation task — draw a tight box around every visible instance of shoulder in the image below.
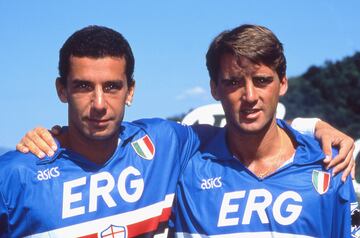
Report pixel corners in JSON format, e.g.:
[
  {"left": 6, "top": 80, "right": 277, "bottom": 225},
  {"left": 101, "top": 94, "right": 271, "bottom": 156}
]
[
  {"left": 0, "top": 150, "right": 39, "bottom": 171},
  {"left": 128, "top": 118, "right": 195, "bottom": 137},
  {"left": 0, "top": 150, "right": 40, "bottom": 191},
  {"left": 191, "top": 124, "right": 221, "bottom": 140},
  {"left": 130, "top": 117, "right": 182, "bottom": 129},
  {"left": 122, "top": 119, "right": 200, "bottom": 153},
  {"left": 0, "top": 150, "right": 40, "bottom": 180}
]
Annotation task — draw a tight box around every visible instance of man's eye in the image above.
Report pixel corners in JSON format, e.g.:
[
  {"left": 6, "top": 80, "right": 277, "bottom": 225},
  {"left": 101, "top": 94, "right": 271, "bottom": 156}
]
[
  {"left": 104, "top": 82, "right": 122, "bottom": 92},
  {"left": 253, "top": 76, "right": 273, "bottom": 86},
  {"left": 221, "top": 79, "right": 242, "bottom": 87},
  {"left": 79, "top": 83, "right": 89, "bottom": 89},
  {"left": 74, "top": 82, "right": 92, "bottom": 91}
]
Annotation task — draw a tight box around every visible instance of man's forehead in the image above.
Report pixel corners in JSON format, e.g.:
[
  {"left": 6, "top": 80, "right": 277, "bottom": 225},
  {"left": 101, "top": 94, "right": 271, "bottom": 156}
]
[
  {"left": 68, "top": 56, "right": 126, "bottom": 71},
  {"left": 67, "top": 56, "right": 127, "bottom": 81},
  {"left": 219, "top": 54, "right": 263, "bottom": 76},
  {"left": 68, "top": 55, "right": 126, "bottom": 63}
]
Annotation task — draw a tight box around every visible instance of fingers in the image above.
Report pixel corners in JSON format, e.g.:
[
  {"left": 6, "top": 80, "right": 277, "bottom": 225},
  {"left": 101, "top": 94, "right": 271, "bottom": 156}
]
[
  {"left": 331, "top": 144, "right": 355, "bottom": 181},
  {"left": 314, "top": 119, "right": 356, "bottom": 181},
  {"left": 16, "top": 142, "right": 29, "bottom": 153},
  {"left": 320, "top": 135, "right": 332, "bottom": 166},
  {"left": 329, "top": 155, "right": 348, "bottom": 176},
  {"left": 351, "top": 163, "right": 355, "bottom": 180},
  {"left": 32, "top": 127, "right": 57, "bottom": 157},
  {"left": 329, "top": 137, "right": 354, "bottom": 167},
  {"left": 35, "top": 127, "right": 58, "bottom": 152},
  {"left": 18, "top": 131, "right": 47, "bottom": 158},
  {"left": 340, "top": 158, "right": 355, "bottom": 182},
  {"left": 16, "top": 127, "right": 58, "bottom": 159}
]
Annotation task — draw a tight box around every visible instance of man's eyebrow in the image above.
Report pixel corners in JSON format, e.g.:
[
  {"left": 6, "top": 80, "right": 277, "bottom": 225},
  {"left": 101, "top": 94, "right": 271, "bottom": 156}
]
[
  {"left": 105, "top": 79, "right": 123, "bottom": 83},
  {"left": 221, "top": 76, "right": 243, "bottom": 81},
  {"left": 71, "top": 79, "right": 124, "bottom": 84},
  {"left": 71, "top": 79, "right": 91, "bottom": 83},
  {"left": 253, "top": 75, "right": 274, "bottom": 79}
]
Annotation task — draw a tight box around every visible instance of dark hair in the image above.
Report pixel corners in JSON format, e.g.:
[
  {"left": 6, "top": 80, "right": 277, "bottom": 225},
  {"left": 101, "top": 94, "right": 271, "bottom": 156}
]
[
  {"left": 206, "top": 24, "right": 286, "bottom": 83},
  {"left": 58, "top": 25, "right": 135, "bottom": 86}
]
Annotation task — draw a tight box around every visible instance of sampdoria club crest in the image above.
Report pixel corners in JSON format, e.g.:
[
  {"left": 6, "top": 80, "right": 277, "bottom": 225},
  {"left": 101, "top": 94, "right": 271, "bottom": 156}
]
[{"left": 100, "top": 224, "right": 127, "bottom": 238}]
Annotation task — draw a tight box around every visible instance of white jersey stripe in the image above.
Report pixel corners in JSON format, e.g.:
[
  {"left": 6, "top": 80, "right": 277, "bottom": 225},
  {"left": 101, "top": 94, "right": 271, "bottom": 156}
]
[
  {"left": 318, "top": 172, "right": 325, "bottom": 192},
  {"left": 26, "top": 194, "right": 174, "bottom": 238}
]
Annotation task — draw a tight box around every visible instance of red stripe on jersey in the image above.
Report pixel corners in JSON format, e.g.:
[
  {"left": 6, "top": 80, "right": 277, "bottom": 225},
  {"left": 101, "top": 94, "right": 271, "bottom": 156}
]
[
  {"left": 78, "top": 234, "right": 98, "bottom": 238},
  {"left": 127, "top": 206, "right": 171, "bottom": 237},
  {"left": 323, "top": 173, "right": 330, "bottom": 192},
  {"left": 143, "top": 135, "right": 155, "bottom": 154}
]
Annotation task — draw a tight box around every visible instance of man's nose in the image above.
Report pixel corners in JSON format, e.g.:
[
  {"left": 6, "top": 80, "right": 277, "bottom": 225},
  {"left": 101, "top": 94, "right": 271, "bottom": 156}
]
[
  {"left": 242, "top": 80, "right": 258, "bottom": 103},
  {"left": 92, "top": 87, "right": 106, "bottom": 111}
]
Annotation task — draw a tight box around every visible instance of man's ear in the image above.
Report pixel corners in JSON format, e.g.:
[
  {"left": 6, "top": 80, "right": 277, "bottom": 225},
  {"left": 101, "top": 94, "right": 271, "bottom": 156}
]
[
  {"left": 279, "top": 76, "right": 288, "bottom": 97},
  {"left": 56, "top": 77, "right": 68, "bottom": 103},
  {"left": 210, "top": 80, "right": 220, "bottom": 101},
  {"left": 126, "top": 80, "right": 135, "bottom": 104}
]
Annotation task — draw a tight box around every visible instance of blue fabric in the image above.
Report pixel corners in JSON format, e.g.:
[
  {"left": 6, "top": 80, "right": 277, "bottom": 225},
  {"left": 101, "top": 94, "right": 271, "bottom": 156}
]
[
  {"left": 0, "top": 118, "right": 200, "bottom": 237},
  {"left": 172, "top": 119, "right": 356, "bottom": 237}
]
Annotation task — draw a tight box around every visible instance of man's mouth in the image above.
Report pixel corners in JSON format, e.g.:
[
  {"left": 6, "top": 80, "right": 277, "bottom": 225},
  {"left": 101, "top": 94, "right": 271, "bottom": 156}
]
[
  {"left": 241, "top": 108, "right": 260, "bottom": 115},
  {"left": 87, "top": 118, "right": 111, "bottom": 126}
]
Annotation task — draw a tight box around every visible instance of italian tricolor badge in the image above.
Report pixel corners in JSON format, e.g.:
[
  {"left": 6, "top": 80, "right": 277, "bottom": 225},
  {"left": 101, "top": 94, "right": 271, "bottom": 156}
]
[
  {"left": 131, "top": 135, "right": 155, "bottom": 160},
  {"left": 312, "top": 170, "right": 330, "bottom": 195}
]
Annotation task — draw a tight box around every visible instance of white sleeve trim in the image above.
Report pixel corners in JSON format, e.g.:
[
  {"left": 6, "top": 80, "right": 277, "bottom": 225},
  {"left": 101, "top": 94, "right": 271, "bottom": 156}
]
[{"left": 290, "top": 117, "right": 320, "bottom": 137}]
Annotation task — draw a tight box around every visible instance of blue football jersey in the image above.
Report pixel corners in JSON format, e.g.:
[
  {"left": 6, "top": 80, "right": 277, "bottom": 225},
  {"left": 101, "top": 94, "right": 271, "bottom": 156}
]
[
  {"left": 171, "top": 120, "right": 357, "bottom": 238},
  {"left": 0, "top": 118, "right": 200, "bottom": 237}
]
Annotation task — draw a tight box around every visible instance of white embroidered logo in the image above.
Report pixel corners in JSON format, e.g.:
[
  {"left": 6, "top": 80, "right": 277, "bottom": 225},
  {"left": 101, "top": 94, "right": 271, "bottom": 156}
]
[
  {"left": 37, "top": 167, "right": 60, "bottom": 181},
  {"left": 201, "top": 177, "right": 222, "bottom": 190}
]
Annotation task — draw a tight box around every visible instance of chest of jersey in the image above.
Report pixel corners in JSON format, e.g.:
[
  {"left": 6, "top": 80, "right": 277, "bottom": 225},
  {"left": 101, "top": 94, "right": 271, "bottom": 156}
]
[
  {"left": 7, "top": 140, "right": 182, "bottom": 237},
  {"left": 175, "top": 157, "right": 343, "bottom": 237}
]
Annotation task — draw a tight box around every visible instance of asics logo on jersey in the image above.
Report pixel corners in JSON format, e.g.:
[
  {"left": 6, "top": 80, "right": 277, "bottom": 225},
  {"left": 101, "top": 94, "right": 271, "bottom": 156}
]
[
  {"left": 201, "top": 177, "right": 222, "bottom": 190},
  {"left": 37, "top": 167, "right": 60, "bottom": 181},
  {"left": 62, "top": 166, "right": 144, "bottom": 219},
  {"left": 218, "top": 189, "right": 302, "bottom": 227}
]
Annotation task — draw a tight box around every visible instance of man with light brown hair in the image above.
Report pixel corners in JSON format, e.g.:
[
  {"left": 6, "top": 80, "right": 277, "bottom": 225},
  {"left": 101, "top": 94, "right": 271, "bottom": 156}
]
[{"left": 170, "top": 24, "right": 358, "bottom": 237}]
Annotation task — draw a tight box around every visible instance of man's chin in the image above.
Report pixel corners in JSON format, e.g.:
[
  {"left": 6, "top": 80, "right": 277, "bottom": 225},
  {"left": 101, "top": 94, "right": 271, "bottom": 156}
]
[
  {"left": 88, "top": 135, "right": 112, "bottom": 141},
  {"left": 83, "top": 129, "right": 118, "bottom": 141},
  {"left": 237, "top": 127, "right": 263, "bottom": 135},
  {"left": 236, "top": 119, "right": 274, "bottom": 135}
]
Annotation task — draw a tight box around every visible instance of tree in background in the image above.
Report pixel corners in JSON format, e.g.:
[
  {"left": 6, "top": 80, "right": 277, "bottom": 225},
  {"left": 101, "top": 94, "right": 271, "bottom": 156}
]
[{"left": 282, "top": 52, "right": 360, "bottom": 139}]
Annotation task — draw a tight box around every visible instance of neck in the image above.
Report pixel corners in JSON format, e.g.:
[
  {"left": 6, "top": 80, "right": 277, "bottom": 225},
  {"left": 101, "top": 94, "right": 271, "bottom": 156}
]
[
  {"left": 227, "top": 119, "right": 295, "bottom": 177},
  {"left": 227, "top": 119, "right": 278, "bottom": 162},
  {"left": 61, "top": 126, "right": 119, "bottom": 165}
]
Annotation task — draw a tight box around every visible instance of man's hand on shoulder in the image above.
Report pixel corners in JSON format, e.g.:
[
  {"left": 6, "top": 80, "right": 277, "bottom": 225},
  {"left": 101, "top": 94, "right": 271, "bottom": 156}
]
[
  {"left": 314, "top": 120, "right": 355, "bottom": 182},
  {"left": 16, "top": 126, "right": 61, "bottom": 158}
]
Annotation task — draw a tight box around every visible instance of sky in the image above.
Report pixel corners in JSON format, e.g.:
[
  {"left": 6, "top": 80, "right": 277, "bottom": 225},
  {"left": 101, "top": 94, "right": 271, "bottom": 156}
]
[{"left": 1, "top": 0, "right": 360, "bottom": 149}]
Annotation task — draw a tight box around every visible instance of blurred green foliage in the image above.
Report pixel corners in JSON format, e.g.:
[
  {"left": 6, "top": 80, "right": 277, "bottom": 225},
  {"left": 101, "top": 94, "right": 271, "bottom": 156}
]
[{"left": 282, "top": 52, "right": 360, "bottom": 139}]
